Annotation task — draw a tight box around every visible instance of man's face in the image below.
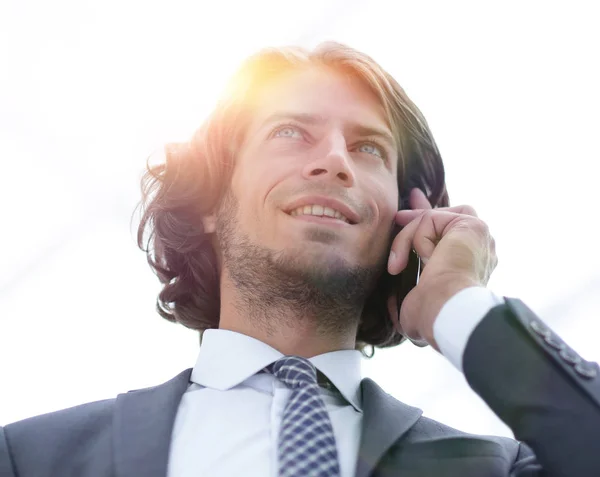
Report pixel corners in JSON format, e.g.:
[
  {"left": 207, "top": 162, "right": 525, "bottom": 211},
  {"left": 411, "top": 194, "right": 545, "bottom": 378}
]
[{"left": 222, "top": 66, "right": 399, "bottom": 284}]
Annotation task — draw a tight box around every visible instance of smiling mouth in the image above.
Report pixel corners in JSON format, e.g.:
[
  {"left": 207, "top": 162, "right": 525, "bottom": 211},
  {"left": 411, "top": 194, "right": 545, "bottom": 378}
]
[{"left": 286, "top": 204, "right": 356, "bottom": 225}]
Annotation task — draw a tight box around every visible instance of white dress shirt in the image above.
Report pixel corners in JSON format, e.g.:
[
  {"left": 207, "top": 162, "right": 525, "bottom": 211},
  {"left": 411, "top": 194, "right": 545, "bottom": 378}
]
[{"left": 166, "top": 286, "right": 504, "bottom": 477}]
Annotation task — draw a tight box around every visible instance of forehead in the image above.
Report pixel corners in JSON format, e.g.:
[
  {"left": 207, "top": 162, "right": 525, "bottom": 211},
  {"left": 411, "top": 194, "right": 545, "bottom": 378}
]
[{"left": 249, "top": 66, "right": 390, "bottom": 131}]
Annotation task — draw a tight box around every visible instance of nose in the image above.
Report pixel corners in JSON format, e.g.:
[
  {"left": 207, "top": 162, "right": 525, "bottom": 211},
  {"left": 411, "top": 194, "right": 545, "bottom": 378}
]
[{"left": 302, "top": 131, "right": 356, "bottom": 187}]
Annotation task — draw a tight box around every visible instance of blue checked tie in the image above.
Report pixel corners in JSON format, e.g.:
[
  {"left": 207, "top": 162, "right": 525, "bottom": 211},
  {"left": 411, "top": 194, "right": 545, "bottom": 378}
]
[{"left": 264, "top": 355, "right": 341, "bottom": 477}]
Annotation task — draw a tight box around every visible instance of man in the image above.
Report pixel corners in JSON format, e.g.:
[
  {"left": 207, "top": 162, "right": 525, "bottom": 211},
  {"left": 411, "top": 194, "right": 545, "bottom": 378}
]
[{"left": 1, "top": 42, "right": 599, "bottom": 477}]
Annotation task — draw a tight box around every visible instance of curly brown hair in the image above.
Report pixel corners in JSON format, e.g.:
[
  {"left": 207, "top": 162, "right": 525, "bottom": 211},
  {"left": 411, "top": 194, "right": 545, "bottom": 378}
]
[{"left": 135, "top": 41, "right": 449, "bottom": 358}]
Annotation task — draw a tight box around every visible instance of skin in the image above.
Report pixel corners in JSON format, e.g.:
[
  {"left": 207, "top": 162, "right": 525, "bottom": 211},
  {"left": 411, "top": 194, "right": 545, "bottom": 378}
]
[
  {"left": 390, "top": 195, "right": 497, "bottom": 349},
  {"left": 204, "top": 65, "right": 498, "bottom": 357}
]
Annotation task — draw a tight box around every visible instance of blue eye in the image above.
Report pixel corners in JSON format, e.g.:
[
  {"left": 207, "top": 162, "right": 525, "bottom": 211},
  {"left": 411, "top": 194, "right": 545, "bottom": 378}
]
[
  {"left": 357, "top": 142, "right": 384, "bottom": 159},
  {"left": 274, "top": 125, "right": 302, "bottom": 138}
]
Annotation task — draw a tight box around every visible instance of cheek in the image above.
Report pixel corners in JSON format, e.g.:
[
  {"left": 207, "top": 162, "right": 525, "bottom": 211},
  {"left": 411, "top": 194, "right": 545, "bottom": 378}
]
[
  {"left": 229, "top": 161, "right": 290, "bottom": 241},
  {"left": 370, "top": 174, "right": 399, "bottom": 222},
  {"left": 234, "top": 142, "right": 298, "bottom": 191},
  {"left": 361, "top": 177, "right": 398, "bottom": 248}
]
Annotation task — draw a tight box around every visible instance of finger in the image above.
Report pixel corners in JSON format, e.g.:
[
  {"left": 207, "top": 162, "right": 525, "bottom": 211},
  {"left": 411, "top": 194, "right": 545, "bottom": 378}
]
[
  {"left": 395, "top": 204, "right": 478, "bottom": 226},
  {"left": 389, "top": 210, "right": 463, "bottom": 274},
  {"left": 409, "top": 188, "right": 432, "bottom": 210},
  {"left": 387, "top": 212, "right": 424, "bottom": 275},
  {"left": 411, "top": 211, "right": 464, "bottom": 263},
  {"left": 442, "top": 204, "right": 478, "bottom": 217}
]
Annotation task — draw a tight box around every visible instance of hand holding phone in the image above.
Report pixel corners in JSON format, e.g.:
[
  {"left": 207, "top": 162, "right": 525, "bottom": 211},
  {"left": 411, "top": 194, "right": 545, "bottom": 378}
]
[{"left": 389, "top": 187, "right": 495, "bottom": 349}]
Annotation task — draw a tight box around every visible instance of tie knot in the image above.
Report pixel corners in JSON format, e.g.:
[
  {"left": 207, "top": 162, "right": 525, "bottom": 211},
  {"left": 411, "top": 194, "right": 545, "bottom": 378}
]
[{"left": 265, "top": 355, "right": 319, "bottom": 389}]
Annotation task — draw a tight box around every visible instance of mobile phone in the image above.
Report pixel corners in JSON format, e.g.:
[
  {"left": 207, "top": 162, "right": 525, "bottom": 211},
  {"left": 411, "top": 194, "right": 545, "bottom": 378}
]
[
  {"left": 390, "top": 224, "right": 422, "bottom": 309},
  {"left": 367, "top": 193, "right": 424, "bottom": 344},
  {"left": 388, "top": 190, "right": 425, "bottom": 337}
]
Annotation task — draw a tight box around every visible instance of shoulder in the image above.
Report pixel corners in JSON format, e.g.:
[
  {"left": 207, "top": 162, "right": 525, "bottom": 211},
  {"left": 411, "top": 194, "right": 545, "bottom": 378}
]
[
  {"left": 2, "top": 398, "right": 117, "bottom": 477},
  {"left": 2, "top": 369, "right": 193, "bottom": 476},
  {"left": 406, "top": 415, "right": 521, "bottom": 459},
  {"left": 3, "top": 368, "right": 193, "bottom": 450},
  {"left": 3, "top": 398, "right": 117, "bottom": 456},
  {"left": 378, "top": 415, "right": 535, "bottom": 475}
]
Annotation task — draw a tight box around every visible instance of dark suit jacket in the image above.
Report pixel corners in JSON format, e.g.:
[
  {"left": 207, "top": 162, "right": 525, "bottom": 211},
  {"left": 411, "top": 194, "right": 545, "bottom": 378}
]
[{"left": 2, "top": 298, "right": 600, "bottom": 476}]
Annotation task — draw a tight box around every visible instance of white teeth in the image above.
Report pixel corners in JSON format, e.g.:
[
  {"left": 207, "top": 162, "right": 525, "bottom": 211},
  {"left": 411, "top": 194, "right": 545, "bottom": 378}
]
[
  {"left": 288, "top": 204, "right": 350, "bottom": 223},
  {"left": 323, "top": 207, "right": 336, "bottom": 218}
]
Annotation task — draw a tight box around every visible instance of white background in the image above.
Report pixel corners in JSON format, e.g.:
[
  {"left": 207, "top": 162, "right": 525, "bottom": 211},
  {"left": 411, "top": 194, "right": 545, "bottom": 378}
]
[{"left": 1, "top": 0, "right": 599, "bottom": 439}]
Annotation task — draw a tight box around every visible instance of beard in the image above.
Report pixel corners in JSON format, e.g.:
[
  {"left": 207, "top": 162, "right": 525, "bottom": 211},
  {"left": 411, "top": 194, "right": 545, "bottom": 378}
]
[{"left": 215, "top": 190, "right": 388, "bottom": 338}]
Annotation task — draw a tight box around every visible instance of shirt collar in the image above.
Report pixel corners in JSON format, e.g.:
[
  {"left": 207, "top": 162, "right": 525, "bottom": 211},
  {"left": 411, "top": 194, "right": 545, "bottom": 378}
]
[{"left": 190, "top": 329, "right": 363, "bottom": 412}]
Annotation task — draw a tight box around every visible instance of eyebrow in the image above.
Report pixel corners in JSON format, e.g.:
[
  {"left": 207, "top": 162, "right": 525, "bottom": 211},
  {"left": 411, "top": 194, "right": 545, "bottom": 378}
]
[{"left": 261, "top": 112, "right": 396, "bottom": 150}]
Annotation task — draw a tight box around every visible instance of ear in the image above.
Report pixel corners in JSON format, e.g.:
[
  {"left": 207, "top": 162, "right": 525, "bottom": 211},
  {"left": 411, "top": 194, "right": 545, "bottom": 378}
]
[{"left": 202, "top": 213, "right": 217, "bottom": 234}]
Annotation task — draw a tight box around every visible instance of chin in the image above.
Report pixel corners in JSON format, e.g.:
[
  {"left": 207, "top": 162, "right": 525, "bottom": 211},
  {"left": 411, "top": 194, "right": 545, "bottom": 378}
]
[{"left": 282, "top": 245, "right": 354, "bottom": 274}]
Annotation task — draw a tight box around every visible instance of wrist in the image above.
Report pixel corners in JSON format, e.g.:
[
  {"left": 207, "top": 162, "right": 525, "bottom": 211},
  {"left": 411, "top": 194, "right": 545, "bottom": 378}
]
[{"left": 420, "top": 275, "right": 481, "bottom": 348}]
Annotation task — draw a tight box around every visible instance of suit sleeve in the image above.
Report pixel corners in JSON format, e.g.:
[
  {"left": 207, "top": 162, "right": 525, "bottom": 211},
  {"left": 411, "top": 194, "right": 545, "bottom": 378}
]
[
  {"left": 0, "top": 427, "right": 16, "bottom": 477},
  {"left": 463, "top": 297, "right": 600, "bottom": 477}
]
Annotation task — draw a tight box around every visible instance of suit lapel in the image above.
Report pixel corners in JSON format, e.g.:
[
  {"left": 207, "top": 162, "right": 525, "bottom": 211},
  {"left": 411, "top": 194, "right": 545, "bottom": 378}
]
[
  {"left": 354, "top": 377, "right": 423, "bottom": 477},
  {"left": 113, "top": 368, "right": 192, "bottom": 477},
  {"left": 110, "top": 369, "right": 421, "bottom": 477}
]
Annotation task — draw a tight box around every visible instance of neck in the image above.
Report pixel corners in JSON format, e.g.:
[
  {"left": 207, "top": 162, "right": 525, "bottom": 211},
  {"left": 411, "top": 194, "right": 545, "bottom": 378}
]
[{"left": 217, "top": 270, "right": 361, "bottom": 358}]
